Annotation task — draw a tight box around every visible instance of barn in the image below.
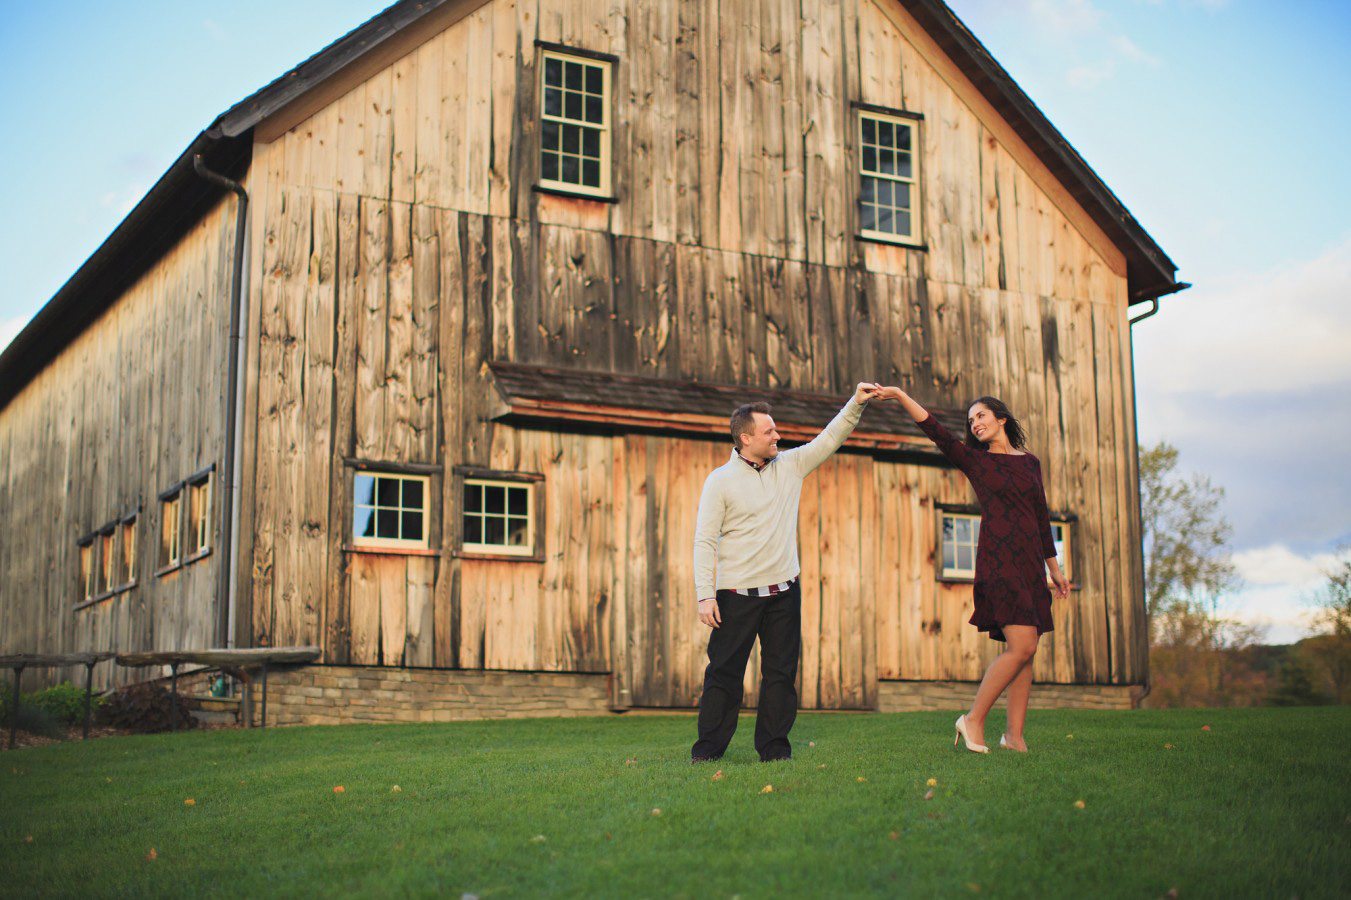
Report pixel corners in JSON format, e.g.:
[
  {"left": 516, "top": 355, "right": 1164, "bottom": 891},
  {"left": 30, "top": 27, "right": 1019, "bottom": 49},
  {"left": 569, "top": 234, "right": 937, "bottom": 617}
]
[{"left": 0, "top": 0, "right": 1182, "bottom": 723}]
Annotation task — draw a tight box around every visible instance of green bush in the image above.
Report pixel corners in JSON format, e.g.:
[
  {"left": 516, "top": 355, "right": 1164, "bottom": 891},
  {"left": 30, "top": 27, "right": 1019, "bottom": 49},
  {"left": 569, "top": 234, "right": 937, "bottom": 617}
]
[
  {"left": 0, "top": 681, "right": 68, "bottom": 739},
  {"left": 26, "top": 681, "right": 101, "bottom": 724}
]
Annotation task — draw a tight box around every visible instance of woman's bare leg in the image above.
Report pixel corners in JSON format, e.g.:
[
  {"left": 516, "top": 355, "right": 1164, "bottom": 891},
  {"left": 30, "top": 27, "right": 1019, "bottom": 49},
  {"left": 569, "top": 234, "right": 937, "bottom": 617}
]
[
  {"left": 1003, "top": 656, "right": 1035, "bottom": 751},
  {"left": 962, "top": 625, "right": 1039, "bottom": 748}
]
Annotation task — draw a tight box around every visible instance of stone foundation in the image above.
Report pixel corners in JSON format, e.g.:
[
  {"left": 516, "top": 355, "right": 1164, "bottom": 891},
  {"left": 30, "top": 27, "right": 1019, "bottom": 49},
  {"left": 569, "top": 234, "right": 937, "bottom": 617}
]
[
  {"left": 878, "top": 680, "right": 1146, "bottom": 712},
  {"left": 247, "top": 665, "right": 612, "bottom": 727}
]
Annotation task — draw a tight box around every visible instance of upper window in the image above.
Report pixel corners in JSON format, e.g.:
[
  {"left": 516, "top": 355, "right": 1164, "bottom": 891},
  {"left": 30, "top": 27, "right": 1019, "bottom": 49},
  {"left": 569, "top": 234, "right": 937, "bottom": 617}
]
[
  {"left": 463, "top": 479, "right": 535, "bottom": 557},
  {"left": 539, "top": 50, "right": 612, "bottom": 196},
  {"left": 857, "top": 111, "right": 921, "bottom": 245},
  {"left": 186, "top": 474, "right": 212, "bottom": 559},
  {"left": 119, "top": 517, "right": 137, "bottom": 587},
  {"left": 940, "top": 512, "right": 980, "bottom": 580},
  {"left": 353, "top": 473, "right": 429, "bottom": 550},
  {"left": 78, "top": 540, "right": 95, "bottom": 603},
  {"left": 97, "top": 529, "right": 115, "bottom": 596}
]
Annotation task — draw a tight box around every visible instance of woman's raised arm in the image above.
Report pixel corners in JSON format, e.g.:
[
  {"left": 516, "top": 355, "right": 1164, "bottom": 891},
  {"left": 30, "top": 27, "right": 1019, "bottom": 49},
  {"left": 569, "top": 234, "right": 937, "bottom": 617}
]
[{"left": 877, "top": 385, "right": 930, "bottom": 423}]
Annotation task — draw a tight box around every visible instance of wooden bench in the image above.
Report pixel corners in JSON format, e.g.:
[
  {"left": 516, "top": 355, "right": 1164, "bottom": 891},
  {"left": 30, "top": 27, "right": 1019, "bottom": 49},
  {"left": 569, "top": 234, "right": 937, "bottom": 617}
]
[
  {"left": 116, "top": 648, "right": 320, "bottom": 730},
  {"left": 1, "top": 652, "right": 116, "bottom": 749}
]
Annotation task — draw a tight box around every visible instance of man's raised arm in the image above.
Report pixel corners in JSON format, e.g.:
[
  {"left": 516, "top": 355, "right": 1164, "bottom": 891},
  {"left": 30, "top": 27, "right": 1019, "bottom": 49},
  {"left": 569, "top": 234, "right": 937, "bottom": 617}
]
[{"left": 784, "top": 382, "right": 879, "bottom": 476}]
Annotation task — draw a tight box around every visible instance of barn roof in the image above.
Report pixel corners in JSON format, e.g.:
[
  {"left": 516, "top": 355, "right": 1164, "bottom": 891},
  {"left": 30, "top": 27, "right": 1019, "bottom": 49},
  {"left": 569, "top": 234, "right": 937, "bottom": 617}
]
[
  {"left": 0, "top": 0, "right": 1182, "bottom": 412},
  {"left": 487, "top": 361, "right": 963, "bottom": 459}
]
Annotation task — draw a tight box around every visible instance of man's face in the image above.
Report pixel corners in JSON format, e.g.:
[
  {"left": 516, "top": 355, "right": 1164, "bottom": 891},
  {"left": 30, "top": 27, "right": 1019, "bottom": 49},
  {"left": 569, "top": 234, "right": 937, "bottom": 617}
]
[{"left": 740, "top": 412, "right": 780, "bottom": 461}]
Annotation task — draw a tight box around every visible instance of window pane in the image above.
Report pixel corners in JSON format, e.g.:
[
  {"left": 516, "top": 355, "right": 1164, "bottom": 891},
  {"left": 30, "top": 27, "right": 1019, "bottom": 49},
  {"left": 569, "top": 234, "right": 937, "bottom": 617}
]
[
  {"left": 955, "top": 518, "right": 970, "bottom": 542},
  {"left": 401, "top": 511, "right": 423, "bottom": 542},
  {"left": 894, "top": 182, "right": 911, "bottom": 211},
  {"left": 464, "top": 515, "right": 482, "bottom": 544},
  {"left": 466, "top": 483, "right": 483, "bottom": 513},
  {"left": 508, "top": 517, "right": 529, "bottom": 546},
  {"left": 354, "top": 474, "right": 376, "bottom": 506},
  {"left": 565, "top": 91, "right": 583, "bottom": 120},
  {"left": 582, "top": 128, "right": 600, "bottom": 158},
  {"left": 859, "top": 203, "right": 876, "bottom": 232},
  {"left": 862, "top": 145, "right": 877, "bottom": 173},
  {"left": 879, "top": 120, "right": 895, "bottom": 148},
  {"left": 542, "top": 152, "right": 559, "bottom": 181},
  {"left": 582, "top": 159, "right": 600, "bottom": 187},
  {"left": 877, "top": 207, "right": 894, "bottom": 233},
  {"left": 898, "top": 151, "right": 913, "bottom": 179},
  {"left": 879, "top": 149, "right": 895, "bottom": 176},
  {"left": 861, "top": 117, "right": 876, "bottom": 144},
  {"left": 972, "top": 520, "right": 981, "bottom": 542},
  {"left": 584, "top": 95, "right": 602, "bottom": 124},
  {"left": 562, "top": 124, "right": 580, "bottom": 154},
  {"left": 585, "top": 64, "right": 602, "bottom": 94},
  {"left": 544, "top": 86, "right": 562, "bottom": 118},
  {"left": 544, "top": 56, "right": 563, "bottom": 87},
  {"left": 485, "top": 485, "right": 505, "bottom": 515},
  {"left": 542, "top": 119, "right": 560, "bottom": 150},
  {"left": 942, "top": 541, "right": 955, "bottom": 571},
  {"left": 860, "top": 177, "right": 875, "bottom": 203},
  {"left": 403, "top": 479, "right": 423, "bottom": 510},
  {"left": 485, "top": 517, "right": 506, "bottom": 545},
  {"left": 895, "top": 211, "right": 912, "bottom": 237},
  {"left": 897, "top": 123, "right": 911, "bottom": 152},
  {"left": 565, "top": 61, "right": 583, "bottom": 90},
  {"left": 876, "top": 179, "right": 892, "bottom": 207},
  {"left": 354, "top": 506, "right": 376, "bottom": 538},
  {"left": 957, "top": 546, "right": 972, "bottom": 571},
  {"left": 376, "top": 509, "right": 399, "bottom": 539},
  {"left": 122, "top": 523, "right": 136, "bottom": 583},
  {"left": 508, "top": 487, "right": 529, "bottom": 516},
  {"left": 562, "top": 155, "right": 579, "bottom": 184}
]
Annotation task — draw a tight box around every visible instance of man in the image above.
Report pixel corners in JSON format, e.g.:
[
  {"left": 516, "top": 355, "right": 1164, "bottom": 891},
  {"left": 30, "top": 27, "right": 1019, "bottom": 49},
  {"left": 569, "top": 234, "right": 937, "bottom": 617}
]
[{"left": 692, "top": 383, "right": 880, "bottom": 762}]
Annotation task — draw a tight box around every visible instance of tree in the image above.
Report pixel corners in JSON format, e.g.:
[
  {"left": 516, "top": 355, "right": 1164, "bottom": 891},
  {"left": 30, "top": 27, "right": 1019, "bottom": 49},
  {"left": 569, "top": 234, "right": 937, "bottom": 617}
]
[
  {"left": 1139, "top": 442, "right": 1238, "bottom": 621},
  {"left": 1303, "top": 554, "right": 1351, "bottom": 703}
]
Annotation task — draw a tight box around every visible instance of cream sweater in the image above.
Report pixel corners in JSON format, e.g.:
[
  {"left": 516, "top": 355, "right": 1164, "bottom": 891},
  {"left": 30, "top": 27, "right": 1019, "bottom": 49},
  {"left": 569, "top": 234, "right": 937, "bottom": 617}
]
[{"left": 692, "top": 398, "right": 866, "bottom": 600}]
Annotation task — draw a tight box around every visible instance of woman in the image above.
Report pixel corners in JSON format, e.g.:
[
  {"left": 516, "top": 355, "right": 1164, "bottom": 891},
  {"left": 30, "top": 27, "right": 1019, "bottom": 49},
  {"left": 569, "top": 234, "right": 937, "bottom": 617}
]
[{"left": 878, "top": 385, "right": 1070, "bottom": 753}]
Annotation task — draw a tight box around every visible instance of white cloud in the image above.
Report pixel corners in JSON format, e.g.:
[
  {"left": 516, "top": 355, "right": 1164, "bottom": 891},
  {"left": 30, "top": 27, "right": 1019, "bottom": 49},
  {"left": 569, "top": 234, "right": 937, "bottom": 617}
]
[
  {"left": 1232, "top": 544, "right": 1341, "bottom": 589},
  {"left": 1028, "top": 0, "right": 1105, "bottom": 33},
  {"left": 1135, "top": 234, "right": 1351, "bottom": 398},
  {"left": 1213, "top": 543, "right": 1343, "bottom": 643},
  {"left": 1112, "top": 35, "right": 1161, "bottom": 67}
]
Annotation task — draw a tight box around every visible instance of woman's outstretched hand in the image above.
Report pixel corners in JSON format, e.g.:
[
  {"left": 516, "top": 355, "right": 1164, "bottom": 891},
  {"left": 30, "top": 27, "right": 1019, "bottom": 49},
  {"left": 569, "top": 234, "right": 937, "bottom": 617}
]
[
  {"left": 874, "top": 385, "right": 929, "bottom": 423},
  {"left": 1049, "top": 563, "right": 1071, "bottom": 601}
]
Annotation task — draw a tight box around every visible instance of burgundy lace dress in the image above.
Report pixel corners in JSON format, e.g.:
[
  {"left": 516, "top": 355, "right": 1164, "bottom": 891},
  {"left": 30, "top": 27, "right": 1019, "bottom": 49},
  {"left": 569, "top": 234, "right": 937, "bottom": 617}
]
[{"left": 919, "top": 411, "right": 1057, "bottom": 642}]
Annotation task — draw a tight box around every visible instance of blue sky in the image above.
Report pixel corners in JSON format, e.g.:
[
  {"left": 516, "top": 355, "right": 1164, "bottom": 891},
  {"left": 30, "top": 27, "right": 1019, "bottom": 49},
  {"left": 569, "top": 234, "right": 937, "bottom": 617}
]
[{"left": 2, "top": 1, "right": 1347, "bottom": 641}]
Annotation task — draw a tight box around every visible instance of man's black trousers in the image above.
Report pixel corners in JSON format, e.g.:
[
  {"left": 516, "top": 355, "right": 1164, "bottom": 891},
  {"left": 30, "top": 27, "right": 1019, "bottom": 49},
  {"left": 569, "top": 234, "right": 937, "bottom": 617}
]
[{"left": 692, "top": 583, "right": 801, "bottom": 762}]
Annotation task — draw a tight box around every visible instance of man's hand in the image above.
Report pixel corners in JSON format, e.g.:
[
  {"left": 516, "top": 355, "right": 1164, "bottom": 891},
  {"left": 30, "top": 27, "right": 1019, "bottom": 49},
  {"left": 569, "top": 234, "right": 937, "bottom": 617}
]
[
  {"left": 853, "top": 382, "right": 882, "bottom": 404},
  {"left": 698, "top": 598, "right": 722, "bottom": 629}
]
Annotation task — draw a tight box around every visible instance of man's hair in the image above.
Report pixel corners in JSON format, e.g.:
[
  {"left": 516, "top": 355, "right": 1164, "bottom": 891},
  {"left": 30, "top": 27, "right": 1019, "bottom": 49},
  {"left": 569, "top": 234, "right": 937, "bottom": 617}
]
[{"left": 730, "top": 402, "right": 773, "bottom": 449}]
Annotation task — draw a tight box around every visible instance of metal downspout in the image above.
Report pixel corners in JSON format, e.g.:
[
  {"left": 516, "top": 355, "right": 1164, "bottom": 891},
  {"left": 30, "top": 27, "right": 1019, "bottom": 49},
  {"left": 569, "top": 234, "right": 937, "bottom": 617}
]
[{"left": 192, "top": 155, "right": 248, "bottom": 650}]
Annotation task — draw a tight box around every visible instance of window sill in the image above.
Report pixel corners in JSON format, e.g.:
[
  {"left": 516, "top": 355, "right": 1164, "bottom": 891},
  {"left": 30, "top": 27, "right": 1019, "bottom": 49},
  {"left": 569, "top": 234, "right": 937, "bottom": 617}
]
[
  {"left": 74, "top": 581, "right": 139, "bottom": 611},
  {"left": 533, "top": 184, "right": 618, "bottom": 204},
  {"left": 154, "top": 561, "right": 183, "bottom": 578},
  {"left": 856, "top": 232, "right": 927, "bottom": 251},
  {"left": 343, "top": 544, "right": 438, "bottom": 558},
  {"left": 453, "top": 549, "right": 545, "bottom": 564},
  {"left": 183, "top": 547, "right": 213, "bottom": 567}
]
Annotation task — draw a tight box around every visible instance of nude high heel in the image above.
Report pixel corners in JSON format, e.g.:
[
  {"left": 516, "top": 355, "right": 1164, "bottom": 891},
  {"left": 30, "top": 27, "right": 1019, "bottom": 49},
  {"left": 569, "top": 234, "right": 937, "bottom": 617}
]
[
  {"left": 999, "top": 734, "right": 1028, "bottom": 753},
  {"left": 954, "top": 715, "right": 989, "bottom": 754}
]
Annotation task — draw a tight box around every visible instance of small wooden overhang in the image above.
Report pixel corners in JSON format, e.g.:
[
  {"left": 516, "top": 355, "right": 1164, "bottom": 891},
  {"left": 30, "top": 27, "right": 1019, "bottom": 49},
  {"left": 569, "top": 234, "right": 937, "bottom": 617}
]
[{"left": 486, "top": 362, "right": 965, "bottom": 459}]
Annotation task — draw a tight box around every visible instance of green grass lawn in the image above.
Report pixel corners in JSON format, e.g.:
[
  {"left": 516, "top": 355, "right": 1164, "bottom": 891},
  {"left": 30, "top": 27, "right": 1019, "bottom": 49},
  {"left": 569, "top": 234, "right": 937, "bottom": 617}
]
[{"left": 2, "top": 706, "right": 1348, "bottom": 898}]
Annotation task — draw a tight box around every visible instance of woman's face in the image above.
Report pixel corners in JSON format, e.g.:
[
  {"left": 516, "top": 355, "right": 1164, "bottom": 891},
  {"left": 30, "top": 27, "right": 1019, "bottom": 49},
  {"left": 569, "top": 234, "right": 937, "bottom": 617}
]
[{"left": 967, "top": 403, "right": 1006, "bottom": 444}]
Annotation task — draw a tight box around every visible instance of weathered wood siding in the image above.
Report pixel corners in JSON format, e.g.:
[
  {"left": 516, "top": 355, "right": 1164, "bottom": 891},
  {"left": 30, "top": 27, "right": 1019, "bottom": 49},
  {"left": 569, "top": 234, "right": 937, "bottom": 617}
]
[
  {"left": 236, "top": 0, "right": 1147, "bottom": 694},
  {"left": 0, "top": 203, "right": 235, "bottom": 689}
]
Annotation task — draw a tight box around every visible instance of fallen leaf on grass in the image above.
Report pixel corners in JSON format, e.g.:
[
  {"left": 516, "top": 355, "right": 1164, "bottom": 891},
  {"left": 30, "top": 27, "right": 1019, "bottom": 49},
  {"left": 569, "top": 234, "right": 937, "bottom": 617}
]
[
  {"left": 1164, "top": 743, "right": 1174, "bottom": 750},
  {"left": 333, "top": 785, "right": 345, "bottom": 794},
  {"left": 1074, "top": 800, "right": 1086, "bottom": 809},
  {"left": 391, "top": 785, "right": 402, "bottom": 793},
  {"left": 105, "top": 777, "right": 112, "bottom": 783},
  {"left": 1164, "top": 889, "right": 1178, "bottom": 899},
  {"left": 24, "top": 836, "right": 33, "bottom": 844},
  {"left": 926, "top": 778, "right": 937, "bottom": 787},
  {"left": 817, "top": 764, "right": 827, "bottom": 769},
  {"left": 760, "top": 784, "right": 774, "bottom": 794},
  {"left": 530, "top": 835, "right": 547, "bottom": 844},
  {"left": 888, "top": 831, "right": 900, "bottom": 841},
  {"left": 711, "top": 770, "right": 724, "bottom": 782},
  {"left": 808, "top": 741, "right": 816, "bottom": 747},
  {"left": 1201, "top": 725, "right": 1211, "bottom": 732},
  {"left": 966, "top": 883, "right": 981, "bottom": 893},
  {"left": 857, "top": 777, "right": 867, "bottom": 783},
  {"left": 923, "top": 789, "right": 935, "bottom": 801},
  {"left": 604, "top": 832, "right": 612, "bottom": 841},
  {"left": 146, "top": 848, "right": 157, "bottom": 862},
  {"left": 184, "top": 798, "right": 196, "bottom": 807},
  {"left": 624, "top": 758, "right": 637, "bottom": 767},
  {"left": 651, "top": 808, "right": 662, "bottom": 817},
  {"left": 1066, "top": 734, "right": 1074, "bottom": 740}
]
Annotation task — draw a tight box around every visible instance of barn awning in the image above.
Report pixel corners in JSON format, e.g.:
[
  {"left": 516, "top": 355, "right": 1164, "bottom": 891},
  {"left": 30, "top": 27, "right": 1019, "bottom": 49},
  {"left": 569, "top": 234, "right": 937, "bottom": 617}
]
[{"left": 486, "top": 361, "right": 966, "bottom": 458}]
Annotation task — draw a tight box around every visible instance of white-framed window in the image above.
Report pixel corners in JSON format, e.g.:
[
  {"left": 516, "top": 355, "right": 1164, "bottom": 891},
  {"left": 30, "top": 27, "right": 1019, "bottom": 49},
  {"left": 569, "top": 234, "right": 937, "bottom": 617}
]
[
  {"left": 353, "top": 472, "right": 430, "bottom": 550},
  {"left": 160, "top": 490, "right": 182, "bottom": 570},
  {"left": 857, "top": 110, "right": 922, "bottom": 245},
  {"left": 97, "top": 529, "right": 115, "bottom": 595},
  {"left": 119, "top": 517, "right": 137, "bottom": 587},
  {"left": 78, "top": 539, "right": 96, "bottom": 603},
  {"left": 539, "top": 49, "right": 612, "bottom": 196},
  {"left": 463, "top": 479, "right": 535, "bottom": 557},
  {"left": 940, "top": 512, "right": 980, "bottom": 580},
  {"left": 1049, "top": 520, "right": 1073, "bottom": 582},
  {"left": 186, "top": 474, "right": 212, "bottom": 559}
]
